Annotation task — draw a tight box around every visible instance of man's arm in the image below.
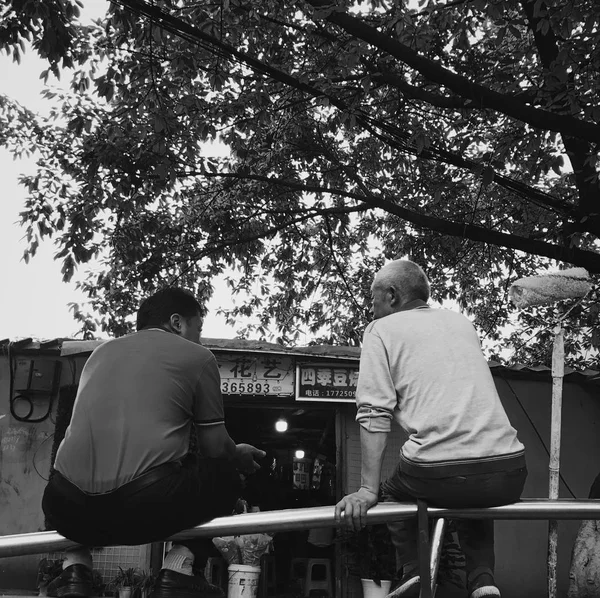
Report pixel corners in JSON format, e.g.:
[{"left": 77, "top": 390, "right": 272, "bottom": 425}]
[
  {"left": 195, "top": 424, "right": 265, "bottom": 474},
  {"left": 192, "top": 354, "right": 265, "bottom": 472},
  {"left": 335, "top": 328, "right": 395, "bottom": 530},
  {"left": 195, "top": 423, "right": 236, "bottom": 459},
  {"left": 334, "top": 426, "right": 388, "bottom": 531},
  {"left": 359, "top": 426, "right": 388, "bottom": 494}
]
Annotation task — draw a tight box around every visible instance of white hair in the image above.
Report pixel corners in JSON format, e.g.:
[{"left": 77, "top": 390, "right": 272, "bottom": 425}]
[{"left": 374, "top": 259, "right": 430, "bottom": 302}]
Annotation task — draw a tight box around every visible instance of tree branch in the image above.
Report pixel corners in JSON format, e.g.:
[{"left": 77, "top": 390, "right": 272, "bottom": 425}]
[
  {"left": 323, "top": 216, "right": 367, "bottom": 315},
  {"left": 195, "top": 171, "right": 600, "bottom": 272},
  {"left": 309, "top": 1, "right": 600, "bottom": 144},
  {"left": 116, "top": 0, "right": 580, "bottom": 225},
  {"left": 113, "top": 0, "right": 334, "bottom": 104},
  {"left": 167, "top": 202, "right": 369, "bottom": 279},
  {"left": 369, "top": 69, "right": 538, "bottom": 110},
  {"left": 519, "top": 0, "right": 600, "bottom": 229},
  {"left": 370, "top": 71, "right": 473, "bottom": 109},
  {"left": 356, "top": 112, "right": 576, "bottom": 220}
]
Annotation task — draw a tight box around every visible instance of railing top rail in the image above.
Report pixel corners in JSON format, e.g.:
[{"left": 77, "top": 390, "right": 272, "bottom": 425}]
[{"left": 2, "top": 499, "right": 600, "bottom": 559}]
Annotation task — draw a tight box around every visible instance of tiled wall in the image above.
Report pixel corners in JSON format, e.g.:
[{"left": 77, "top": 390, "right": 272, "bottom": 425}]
[{"left": 46, "top": 545, "right": 151, "bottom": 585}]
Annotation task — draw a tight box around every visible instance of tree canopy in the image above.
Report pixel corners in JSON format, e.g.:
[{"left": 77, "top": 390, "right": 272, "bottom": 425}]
[{"left": 1, "top": 0, "right": 599, "bottom": 366}]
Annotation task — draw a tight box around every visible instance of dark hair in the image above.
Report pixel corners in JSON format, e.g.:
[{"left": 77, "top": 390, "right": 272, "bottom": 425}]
[{"left": 136, "top": 287, "right": 202, "bottom": 331}]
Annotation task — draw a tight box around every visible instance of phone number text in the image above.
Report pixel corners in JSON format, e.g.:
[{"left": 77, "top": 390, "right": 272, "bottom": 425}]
[
  {"left": 221, "top": 381, "right": 272, "bottom": 395},
  {"left": 302, "top": 389, "right": 355, "bottom": 398}
]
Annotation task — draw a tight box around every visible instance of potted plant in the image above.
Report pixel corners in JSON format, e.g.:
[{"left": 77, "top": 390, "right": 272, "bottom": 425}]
[
  {"left": 340, "top": 524, "right": 396, "bottom": 598},
  {"left": 109, "top": 567, "right": 142, "bottom": 598},
  {"left": 133, "top": 570, "right": 155, "bottom": 598},
  {"left": 92, "top": 569, "right": 107, "bottom": 597}
]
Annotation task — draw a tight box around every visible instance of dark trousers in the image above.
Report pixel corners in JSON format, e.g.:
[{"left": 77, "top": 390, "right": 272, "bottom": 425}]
[
  {"left": 42, "top": 454, "right": 241, "bottom": 569},
  {"left": 380, "top": 464, "right": 527, "bottom": 586}
]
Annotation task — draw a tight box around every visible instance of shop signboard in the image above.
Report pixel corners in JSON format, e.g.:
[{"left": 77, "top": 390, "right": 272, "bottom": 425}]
[
  {"left": 217, "top": 353, "right": 295, "bottom": 396},
  {"left": 295, "top": 363, "right": 359, "bottom": 402},
  {"left": 292, "top": 457, "right": 311, "bottom": 489}
]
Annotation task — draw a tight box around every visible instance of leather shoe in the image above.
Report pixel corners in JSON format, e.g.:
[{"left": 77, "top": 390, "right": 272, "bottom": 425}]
[
  {"left": 150, "top": 569, "right": 225, "bottom": 598},
  {"left": 47, "top": 564, "right": 92, "bottom": 598}
]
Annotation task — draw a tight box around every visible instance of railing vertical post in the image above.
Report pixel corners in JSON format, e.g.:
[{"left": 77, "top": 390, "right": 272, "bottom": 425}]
[
  {"left": 418, "top": 500, "right": 432, "bottom": 598},
  {"left": 429, "top": 518, "right": 447, "bottom": 597}
]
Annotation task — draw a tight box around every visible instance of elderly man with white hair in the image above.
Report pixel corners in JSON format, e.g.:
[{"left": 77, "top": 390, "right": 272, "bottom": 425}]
[{"left": 335, "top": 259, "right": 527, "bottom": 598}]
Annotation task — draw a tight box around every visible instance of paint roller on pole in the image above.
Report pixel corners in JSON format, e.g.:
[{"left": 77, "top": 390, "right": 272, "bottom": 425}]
[{"left": 510, "top": 267, "right": 592, "bottom": 598}]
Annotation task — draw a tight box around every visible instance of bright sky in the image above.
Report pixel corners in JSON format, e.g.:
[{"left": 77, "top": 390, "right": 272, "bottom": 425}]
[{"left": 0, "top": 0, "right": 237, "bottom": 341}]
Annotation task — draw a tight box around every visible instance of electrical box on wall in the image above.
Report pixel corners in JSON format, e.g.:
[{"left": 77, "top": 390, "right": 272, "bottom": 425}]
[
  {"left": 13, "top": 359, "right": 61, "bottom": 393},
  {"left": 11, "top": 358, "right": 62, "bottom": 422}
]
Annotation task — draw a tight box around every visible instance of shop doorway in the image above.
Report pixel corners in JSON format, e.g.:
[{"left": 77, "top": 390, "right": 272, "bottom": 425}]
[
  {"left": 226, "top": 405, "right": 337, "bottom": 508},
  {"left": 226, "top": 405, "right": 338, "bottom": 596}
]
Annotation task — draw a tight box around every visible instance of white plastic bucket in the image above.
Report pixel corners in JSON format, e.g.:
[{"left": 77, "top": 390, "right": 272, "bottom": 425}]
[
  {"left": 361, "top": 578, "right": 392, "bottom": 598},
  {"left": 227, "top": 564, "right": 261, "bottom": 598}
]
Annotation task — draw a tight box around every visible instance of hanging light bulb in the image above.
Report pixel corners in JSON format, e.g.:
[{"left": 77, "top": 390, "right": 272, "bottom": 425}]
[
  {"left": 275, "top": 418, "right": 288, "bottom": 433},
  {"left": 295, "top": 449, "right": 305, "bottom": 459}
]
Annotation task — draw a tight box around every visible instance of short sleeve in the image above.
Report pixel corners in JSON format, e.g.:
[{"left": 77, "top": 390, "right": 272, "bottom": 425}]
[
  {"left": 355, "top": 326, "right": 396, "bottom": 433},
  {"left": 193, "top": 355, "right": 225, "bottom": 426}
]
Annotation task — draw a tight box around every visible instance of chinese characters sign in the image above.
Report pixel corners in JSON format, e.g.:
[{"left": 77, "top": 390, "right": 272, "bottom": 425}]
[
  {"left": 296, "top": 363, "right": 359, "bottom": 402},
  {"left": 217, "top": 353, "right": 295, "bottom": 396}
]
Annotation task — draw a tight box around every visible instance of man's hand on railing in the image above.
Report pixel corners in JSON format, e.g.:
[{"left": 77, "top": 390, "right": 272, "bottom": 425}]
[
  {"left": 234, "top": 443, "right": 266, "bottom": 475},
  {"left": 334, "top": 487, "right": 379, "bottom": 531}
]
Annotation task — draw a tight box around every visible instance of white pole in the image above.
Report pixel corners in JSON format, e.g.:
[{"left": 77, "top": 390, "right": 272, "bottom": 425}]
[{"left": 548, "top": 325, "right": 564, "bottom": 598}]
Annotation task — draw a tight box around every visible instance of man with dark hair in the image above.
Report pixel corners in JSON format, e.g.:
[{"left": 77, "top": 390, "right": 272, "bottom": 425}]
[
  {"left": 135, "top": 287, "right": 204, "bottom": 332},
  {"left": 335, "top": 260, "right": 527, "bottom": 598},
  {"left": 43, "top": 287, "right": 265, "bottom": 598}
]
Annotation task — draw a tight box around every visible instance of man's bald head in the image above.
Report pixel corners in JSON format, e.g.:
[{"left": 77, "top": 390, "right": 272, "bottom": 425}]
[{"left": 370, "top": 259, "right": 430, "bottom": 319}]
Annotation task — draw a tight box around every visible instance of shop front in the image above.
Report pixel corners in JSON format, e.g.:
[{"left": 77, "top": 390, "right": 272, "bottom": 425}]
[
  {"left": 210, "top": 343, "right": 361, "bottom": 597},
  {"left": 0, "top": 338, "right": 361, "bottom": 597},
  {"left": 3, "top": 337, "right": 600, "bottom": 598}
]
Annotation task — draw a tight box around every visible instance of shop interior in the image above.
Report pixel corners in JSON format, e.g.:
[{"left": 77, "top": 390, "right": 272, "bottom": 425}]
[
  {"left": 224, "top": 405, "right": 338, "bottom": 595},
  {"left": 226, "top": 405, "right": 337, "bottom": 508}
]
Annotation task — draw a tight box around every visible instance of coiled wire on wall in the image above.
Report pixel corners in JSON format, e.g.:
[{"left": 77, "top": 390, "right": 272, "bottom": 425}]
[{"left": 8, "top": 341, "right": 55, "bottom": 423}]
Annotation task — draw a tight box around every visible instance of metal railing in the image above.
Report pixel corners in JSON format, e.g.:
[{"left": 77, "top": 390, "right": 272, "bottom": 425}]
[{"left": 2, "top": 499, "right": 600, "bottom": 560}]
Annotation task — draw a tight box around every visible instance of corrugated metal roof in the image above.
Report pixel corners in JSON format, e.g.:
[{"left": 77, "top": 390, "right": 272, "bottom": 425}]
[
  {"left": 487, "top": 360, "right": 600, "bottom": 386},
  {"left": 1, "top": 337, "right": 599, "bottom": 387},
  {"left": 0, "top": 337, "right": 362, "bottom": 359}
]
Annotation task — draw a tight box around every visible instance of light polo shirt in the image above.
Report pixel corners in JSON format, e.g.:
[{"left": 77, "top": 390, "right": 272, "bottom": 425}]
[
  {"left": 356, "top": 302, "right": 524, "bottom": 474},
  {"left": 54, "top": 329, "right": 224, "bottom": 493}
]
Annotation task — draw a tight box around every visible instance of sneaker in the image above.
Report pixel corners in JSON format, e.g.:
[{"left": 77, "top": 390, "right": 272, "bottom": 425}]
[
  {"left": 150, "top": 569, "right": 225, "bottom": 598},
  {"left": 46, "top": 564, "right": 93, "bottom": 598},
  {"left": 386, "top": 574, "right": 420, "bottom": 598},
  {"left": 468, "top": 572, "right": 500, "bottom": 598}
]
